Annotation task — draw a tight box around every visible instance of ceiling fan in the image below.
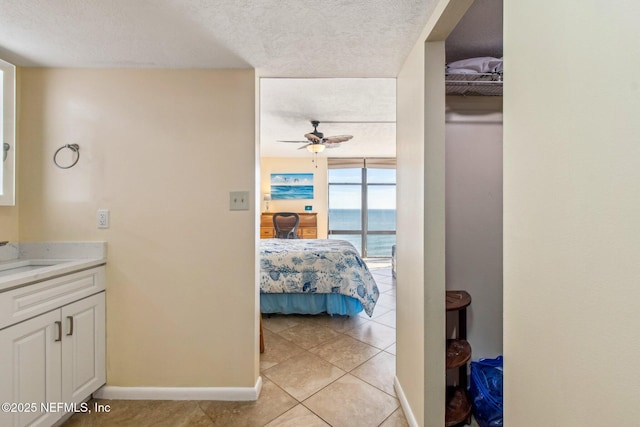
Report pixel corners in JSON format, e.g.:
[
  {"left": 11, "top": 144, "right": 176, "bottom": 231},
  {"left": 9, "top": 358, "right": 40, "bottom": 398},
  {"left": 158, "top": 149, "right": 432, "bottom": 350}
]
[{"left": 278, "top": 121, "right": 353, "bottom": 153}]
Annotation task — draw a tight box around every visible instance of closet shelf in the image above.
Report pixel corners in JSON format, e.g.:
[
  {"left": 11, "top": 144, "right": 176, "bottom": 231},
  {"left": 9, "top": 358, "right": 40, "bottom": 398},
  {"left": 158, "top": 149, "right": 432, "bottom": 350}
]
[
  {"left": 446, "top": 339, "right": 472, "bottom": 369},
  {"left": 446, "top": 72, "right": 503, "bottom": 96}
]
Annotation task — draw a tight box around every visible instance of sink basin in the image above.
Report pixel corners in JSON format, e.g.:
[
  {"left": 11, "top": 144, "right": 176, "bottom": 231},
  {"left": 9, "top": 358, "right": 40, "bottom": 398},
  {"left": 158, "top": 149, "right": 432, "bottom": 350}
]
[{"left": 0, "top": 260, "right": 69, "bottom": 277}]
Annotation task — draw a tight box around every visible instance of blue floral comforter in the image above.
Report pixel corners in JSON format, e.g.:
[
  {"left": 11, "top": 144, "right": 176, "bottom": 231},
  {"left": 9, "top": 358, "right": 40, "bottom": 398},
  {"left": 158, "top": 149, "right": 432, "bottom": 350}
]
[{"left": 260, "top": 239, "right": 379, "bottom": 316}]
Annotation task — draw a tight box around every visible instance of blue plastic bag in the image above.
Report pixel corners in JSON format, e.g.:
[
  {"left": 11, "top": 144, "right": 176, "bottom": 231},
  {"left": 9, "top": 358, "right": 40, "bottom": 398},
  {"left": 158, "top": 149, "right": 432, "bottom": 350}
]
[{"left": 470, "top": 356, "right": 503, "bottom": 427}]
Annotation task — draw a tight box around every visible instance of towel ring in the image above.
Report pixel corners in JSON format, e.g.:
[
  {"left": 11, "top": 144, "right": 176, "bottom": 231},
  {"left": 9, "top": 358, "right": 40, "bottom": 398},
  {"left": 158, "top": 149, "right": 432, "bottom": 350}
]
[{"left": 53, "top": 144, "right": 80, "bottom": 169}]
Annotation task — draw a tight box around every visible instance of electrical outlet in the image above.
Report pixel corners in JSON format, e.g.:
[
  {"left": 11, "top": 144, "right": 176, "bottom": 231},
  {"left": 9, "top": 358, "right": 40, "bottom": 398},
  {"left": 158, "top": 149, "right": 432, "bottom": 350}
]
[
  {"left": 97, "top": 209, "right": 110, "bottom": 229},
  {"left": 229, "top": 191, "right": 250, "bottom": 210}
]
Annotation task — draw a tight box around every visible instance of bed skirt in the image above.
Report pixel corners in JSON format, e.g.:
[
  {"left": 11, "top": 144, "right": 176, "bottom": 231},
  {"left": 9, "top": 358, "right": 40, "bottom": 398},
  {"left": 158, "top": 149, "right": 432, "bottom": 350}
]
[{"left": 260, "top": 293, "right": 364, "bottom": 316}]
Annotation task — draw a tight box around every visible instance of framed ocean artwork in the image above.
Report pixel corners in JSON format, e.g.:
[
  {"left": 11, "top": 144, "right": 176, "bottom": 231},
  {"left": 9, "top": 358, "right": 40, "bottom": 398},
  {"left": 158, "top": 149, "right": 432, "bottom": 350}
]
[{"left": 270, "top": 173, "right": 314, "bottom": 200}]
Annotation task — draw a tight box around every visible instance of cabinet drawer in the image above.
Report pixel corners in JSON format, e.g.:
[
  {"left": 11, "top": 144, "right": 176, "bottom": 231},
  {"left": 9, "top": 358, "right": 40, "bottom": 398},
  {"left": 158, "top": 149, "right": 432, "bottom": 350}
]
[
  {"left": 260, "top": 214, "right": 274, "bottom": 228},
  {"left": 298, "top": 214, "right": 317, "bottom": 227},
  {"left": 260, "top": 228, "right": 274, "bottom": 239},
  {"left": 301, "top": 228, "right": 317, "bottom": 238},
  {"left": 0, "top": 266, "right": 105, "bottom": 330}
]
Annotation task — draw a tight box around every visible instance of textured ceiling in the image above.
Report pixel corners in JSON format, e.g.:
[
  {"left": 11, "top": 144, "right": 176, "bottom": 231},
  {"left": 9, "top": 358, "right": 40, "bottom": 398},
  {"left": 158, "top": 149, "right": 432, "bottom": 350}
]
[
  {"left": 261, "top": 78, "right": 396, "bottom": 158},
  {"left": 0, "top": 0, "right": 437, "bottom": 77},
  {"left": 0, "top": 0, "right": 502, "bottom": 158}
]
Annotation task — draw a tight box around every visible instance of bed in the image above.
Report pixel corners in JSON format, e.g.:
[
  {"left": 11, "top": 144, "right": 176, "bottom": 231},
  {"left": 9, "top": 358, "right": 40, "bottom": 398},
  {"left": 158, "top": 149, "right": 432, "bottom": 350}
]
[{"left": 260, "top": 238, "right": 379, "bottom": 317}]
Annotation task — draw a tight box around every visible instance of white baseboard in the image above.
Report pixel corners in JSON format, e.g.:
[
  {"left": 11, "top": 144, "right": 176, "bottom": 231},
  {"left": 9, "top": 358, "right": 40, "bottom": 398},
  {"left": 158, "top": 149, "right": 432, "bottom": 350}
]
[
  {"left": 394, "top": 376, "right": 419, "bottom": 427},
  {"left": 93, "top": 376, "right": 263, "bottom": 401}
]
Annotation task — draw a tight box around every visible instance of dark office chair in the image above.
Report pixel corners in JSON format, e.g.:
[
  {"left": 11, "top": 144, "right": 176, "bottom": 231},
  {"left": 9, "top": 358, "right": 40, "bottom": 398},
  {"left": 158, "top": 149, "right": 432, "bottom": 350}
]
[{"left": 273, "top": 212, "right": 300, "bottom": 239}]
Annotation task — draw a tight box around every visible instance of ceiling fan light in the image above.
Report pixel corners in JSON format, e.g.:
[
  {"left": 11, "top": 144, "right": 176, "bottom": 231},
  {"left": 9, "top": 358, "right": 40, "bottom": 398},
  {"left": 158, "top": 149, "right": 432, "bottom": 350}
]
[{"left": 307, "top": 144, "right": 325, "bottom": 153}]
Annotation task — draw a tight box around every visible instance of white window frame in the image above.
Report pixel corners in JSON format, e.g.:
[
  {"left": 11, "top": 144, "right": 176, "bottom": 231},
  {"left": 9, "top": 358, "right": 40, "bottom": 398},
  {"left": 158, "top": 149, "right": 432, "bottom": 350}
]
[{"left": 328, "top": 158, "right": 396, "bottom": 258}]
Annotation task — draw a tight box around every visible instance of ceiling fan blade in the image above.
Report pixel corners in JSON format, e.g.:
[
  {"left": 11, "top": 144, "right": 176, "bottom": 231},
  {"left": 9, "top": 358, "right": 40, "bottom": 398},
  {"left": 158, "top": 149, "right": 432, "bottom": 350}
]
[
  {"left": 304, "top": 133, "right": 322, "bottom": 142},
  {"left": 324, "top": 135, "right": 353, "bottom": 144},
  {"left": 277, "top": 140, "right": 309, "bottom": 143},
  {"left": 297, "top": 144, "right": 312, "bottom": 150},
  {"left": 319, "top": 120, "right": 396, "bottom": 124}
]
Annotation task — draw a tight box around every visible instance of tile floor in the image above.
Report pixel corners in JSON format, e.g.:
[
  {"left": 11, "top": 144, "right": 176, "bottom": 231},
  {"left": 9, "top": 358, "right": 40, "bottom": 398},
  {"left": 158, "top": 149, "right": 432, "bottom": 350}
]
[
  {"left": 63, "top": 260, "right": 406, "bottom": 427},
  {"left": 258, "top": 260, "right": 405, "bottom": 427}
]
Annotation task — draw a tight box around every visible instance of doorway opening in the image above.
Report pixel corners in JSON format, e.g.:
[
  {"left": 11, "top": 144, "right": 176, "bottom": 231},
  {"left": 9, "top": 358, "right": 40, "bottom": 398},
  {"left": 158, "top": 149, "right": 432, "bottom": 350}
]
[{"left": 257, "top": 77, "right": 401, "bottom": 424}]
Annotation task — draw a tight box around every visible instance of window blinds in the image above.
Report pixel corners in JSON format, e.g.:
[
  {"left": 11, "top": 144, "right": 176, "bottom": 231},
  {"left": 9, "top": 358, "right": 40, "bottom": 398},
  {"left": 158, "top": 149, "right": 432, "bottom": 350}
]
[{"left": 327, "top": 158, "right": 396, "bottom": 169}]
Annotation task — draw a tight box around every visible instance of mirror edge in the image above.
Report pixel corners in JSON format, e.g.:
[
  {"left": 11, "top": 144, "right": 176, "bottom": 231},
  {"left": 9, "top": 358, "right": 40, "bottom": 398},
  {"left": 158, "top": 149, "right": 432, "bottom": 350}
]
[{"left": 0, "top": 57, "right": 16, "bottom": 206}]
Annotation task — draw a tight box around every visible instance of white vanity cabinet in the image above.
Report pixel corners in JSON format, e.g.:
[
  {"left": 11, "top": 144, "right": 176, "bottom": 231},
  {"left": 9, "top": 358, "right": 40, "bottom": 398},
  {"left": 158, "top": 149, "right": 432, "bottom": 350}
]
[
  {"left": 0, "top": 310, "right": 62, "bottom": 427},
  {"left": 0, "top": 266, "right": 105, "bottom": 427},
  {"left": 60, "top": 293, "right": 105, "bottom": 405}
]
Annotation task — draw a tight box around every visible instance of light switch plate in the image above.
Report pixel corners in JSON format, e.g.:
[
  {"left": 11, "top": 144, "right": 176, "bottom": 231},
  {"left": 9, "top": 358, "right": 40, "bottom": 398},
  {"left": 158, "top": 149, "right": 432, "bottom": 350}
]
[{"left": 229, "top": 191, "right": 250, "bottom": 210}]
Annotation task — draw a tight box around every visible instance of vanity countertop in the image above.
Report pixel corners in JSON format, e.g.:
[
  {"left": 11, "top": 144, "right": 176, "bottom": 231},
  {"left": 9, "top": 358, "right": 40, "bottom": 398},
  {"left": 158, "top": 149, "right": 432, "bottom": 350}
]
[{"left": 0, "top": 242, "right": 107, "bottom": 293}]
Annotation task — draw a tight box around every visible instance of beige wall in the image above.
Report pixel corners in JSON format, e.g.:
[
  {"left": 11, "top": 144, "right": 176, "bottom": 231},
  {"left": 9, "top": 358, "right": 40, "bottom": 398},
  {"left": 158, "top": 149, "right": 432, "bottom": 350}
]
[
  {"left": 17, "top": 68, "right": 259, "bottom": 387},
  {"left": 396, "top": 39, "right": 448, "bottom": 427},
  {"left": 396, "top": 1, "right": 472, "bottom": 425},
  {"left": 445, "top": 96, "right": 502, "bottom": 360},
  {"left": 504, "top": 1, "right": 640, "bottom": 425},
  {"left": 0, "top": 208, "right": 18, "bottom": 242},
  {"left": 396, "top": 38, "right": 427, "bottom": 424},
  {"left": 260, "top": 157, "right": 328, "bottom": 238}
]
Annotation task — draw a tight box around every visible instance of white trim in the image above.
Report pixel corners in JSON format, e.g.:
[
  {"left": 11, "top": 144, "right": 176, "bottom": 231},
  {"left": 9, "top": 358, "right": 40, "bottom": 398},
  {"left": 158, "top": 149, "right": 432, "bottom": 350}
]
[
  {"left": 394, "top": 376, "right": 419, "bottom": 427},
  {"left": 0, "top": 57, "right": 16, "bottom": 206},
  {"left": 94, "top": 376, "right": 263, "bottom": 401}
]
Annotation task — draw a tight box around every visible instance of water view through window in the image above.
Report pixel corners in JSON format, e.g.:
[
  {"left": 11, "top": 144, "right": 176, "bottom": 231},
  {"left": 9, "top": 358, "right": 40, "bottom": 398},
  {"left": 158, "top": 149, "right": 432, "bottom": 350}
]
[{"left": 328, "top": 165, "right": 396, "bottom": 258}]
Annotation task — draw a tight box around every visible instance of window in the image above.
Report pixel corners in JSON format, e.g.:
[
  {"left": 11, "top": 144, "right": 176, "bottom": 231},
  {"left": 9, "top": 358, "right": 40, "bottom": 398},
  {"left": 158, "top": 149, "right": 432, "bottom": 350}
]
[
  {"left": 328, "top": 158, "right": 396, "bottom": 258},
  {"left": 0, "top": 58, "right": 15, "bottom": 205}
]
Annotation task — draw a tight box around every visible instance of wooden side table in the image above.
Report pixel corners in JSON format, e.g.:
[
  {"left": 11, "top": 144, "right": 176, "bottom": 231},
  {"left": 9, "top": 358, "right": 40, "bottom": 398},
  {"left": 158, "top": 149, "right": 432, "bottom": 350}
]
[{"left": 446, "top": 290, "right": 472, "bottom": 426}]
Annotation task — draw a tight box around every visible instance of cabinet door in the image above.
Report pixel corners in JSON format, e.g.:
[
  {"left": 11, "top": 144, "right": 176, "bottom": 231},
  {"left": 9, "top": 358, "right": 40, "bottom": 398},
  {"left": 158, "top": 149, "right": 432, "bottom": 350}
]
[
  {"left": 0, "top": 310, "right": 62, "bottom": 427},
  {"left": 61, "top": 292, "right": 105, "bottom": 404}
]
